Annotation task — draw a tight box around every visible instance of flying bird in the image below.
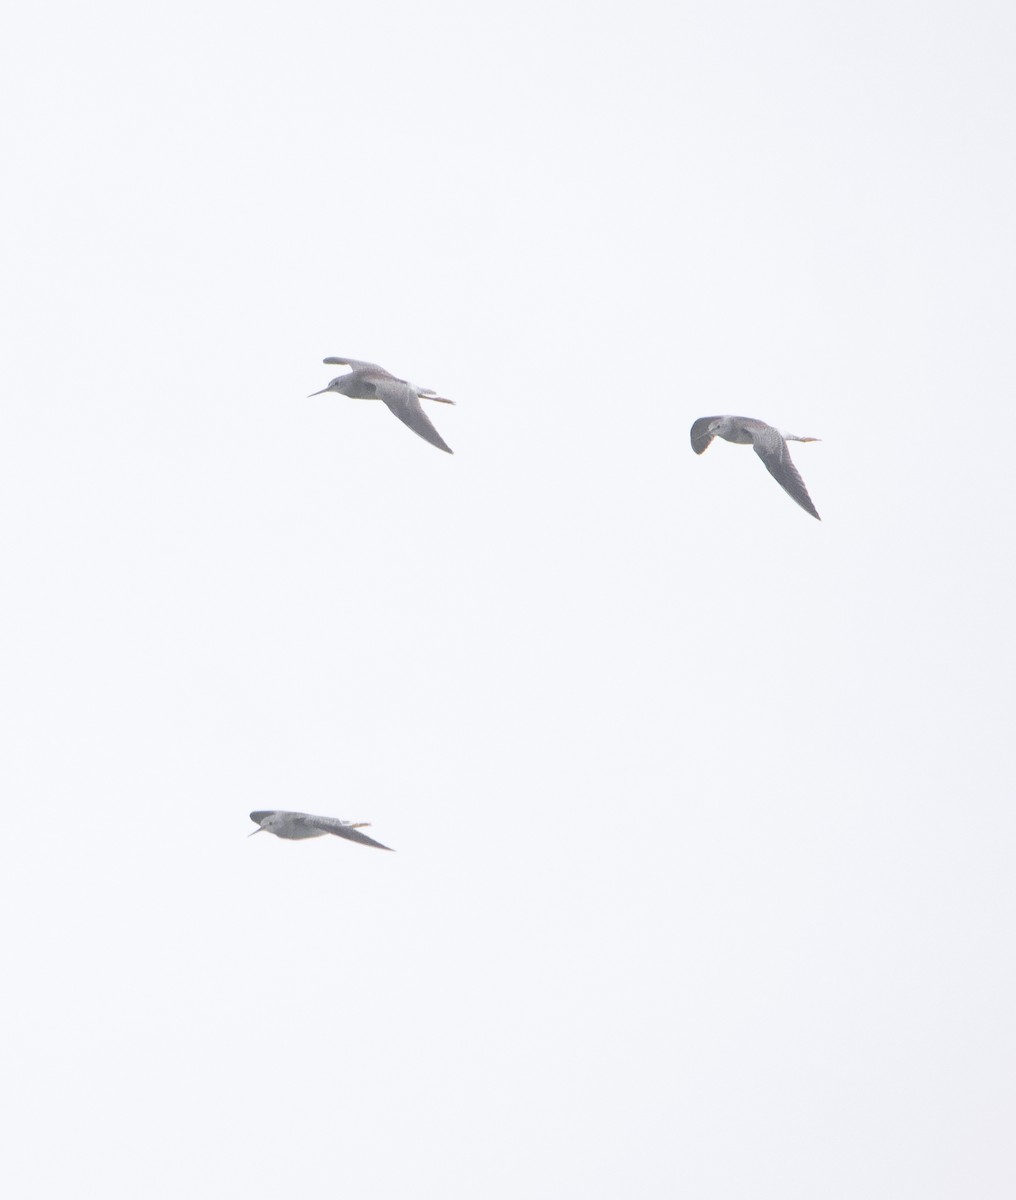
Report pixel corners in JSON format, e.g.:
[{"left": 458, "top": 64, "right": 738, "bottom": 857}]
[
  {"left": 249, "top": 810, "right": 394, "bottom": 850},
  {"left": 690, "top": 415, "right": 821, "bottom": 519},
  {"left": 309, "top": 356, "right": 454, "bottom": 454}
]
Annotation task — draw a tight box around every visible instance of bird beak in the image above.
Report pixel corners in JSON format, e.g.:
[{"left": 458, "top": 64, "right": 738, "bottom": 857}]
[
  {"left": 307, "top": 388, "right": 330, "bottom": 398},
  {"left": 248, "top": 827, "right": 266, "bottom": 837}
]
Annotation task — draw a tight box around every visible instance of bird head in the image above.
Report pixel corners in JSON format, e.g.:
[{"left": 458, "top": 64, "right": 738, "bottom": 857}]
[
  {"left": 307, "top": 375, "right": 349, "bottom": 398},
  {"left": 248, "top": 811, "right": 277, "bottom": 836}
]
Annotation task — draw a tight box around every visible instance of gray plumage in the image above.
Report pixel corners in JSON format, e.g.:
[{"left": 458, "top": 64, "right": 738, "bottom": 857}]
[
  {"left": 249, "top": 810, "right": 394, "bottom": 850},
  {"left": 690, "top": 415, "right": 821, "bottom": 520},
  {"left": 309, "top": 356, "right": 454, "bottom": 454}
]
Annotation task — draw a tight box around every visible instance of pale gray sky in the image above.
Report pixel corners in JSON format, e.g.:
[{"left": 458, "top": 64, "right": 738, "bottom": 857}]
[{"left": 2, "top": 2, "right": 1015, "bottom": 1197}]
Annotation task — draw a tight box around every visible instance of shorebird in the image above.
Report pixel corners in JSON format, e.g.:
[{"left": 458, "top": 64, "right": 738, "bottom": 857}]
[
  {"left": 309, "top": 356, "right": 454, "bottom": 454},
  {"left": 690, "top": 416, "right": 821, "bottom": 519},
  {"left": 249, "top": 810, "right": 394, "bottom": 850}
]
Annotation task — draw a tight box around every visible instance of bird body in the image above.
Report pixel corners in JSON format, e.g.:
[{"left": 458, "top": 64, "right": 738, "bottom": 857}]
[
  {"left": 249, "top": 810, "right": 394, "bottom": 850},
  {"left": 690, "top": 415, "right": 821, "bottom": 519},
  {"left": 310, "top": 356, "right": 454, "bottom": 453}
]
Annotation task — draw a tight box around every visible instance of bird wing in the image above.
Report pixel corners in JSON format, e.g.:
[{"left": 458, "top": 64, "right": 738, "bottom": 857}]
[
  {"left": 322, "top": 356, "right": 393, "bottom": 375},
  {"left": 373, "top": 377, "right": 453, "bottom": 454},
  {"left": 690, "top": 417, "right": 721, "bottom": 454},
  {"left": 302, "top": 814, "right": 394, "bottom": 851},
  {"left": 750, "top": 426, "right": 821, "bottom": 520}
]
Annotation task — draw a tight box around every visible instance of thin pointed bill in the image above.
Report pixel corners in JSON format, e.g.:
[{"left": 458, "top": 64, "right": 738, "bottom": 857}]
[{"left": 307, "top": 388, "right": 331, "bottom": 397}]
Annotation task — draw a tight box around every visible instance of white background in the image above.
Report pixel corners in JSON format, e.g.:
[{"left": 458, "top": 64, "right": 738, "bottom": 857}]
[{"left": 2, "top": 2, "right": 1014, "bottom": 1196}]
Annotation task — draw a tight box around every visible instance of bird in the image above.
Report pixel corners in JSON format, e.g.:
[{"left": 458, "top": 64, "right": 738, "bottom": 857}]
[
  {"left": 249, "top": 810, "right": 394, "bottom": 850},
  {"left": 690, "top": 415, "right": 821, "bottom": 519},
  {"left": 309, "top": 356, "right": 454, "bottom": 454}
]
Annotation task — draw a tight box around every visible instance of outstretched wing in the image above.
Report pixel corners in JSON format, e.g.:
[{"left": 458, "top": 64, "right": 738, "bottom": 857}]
[
  {"left": 303, "top": 813, "right": 394, "bottom": 851},
  {"left": 690, "top": 417, "right": 721, "bottom": 454},
  {"left": 374, "top": 377, "right": 453, "bottom": 454},
  {"left": 751, "top": 427, "right": 821, "bottom": 520},
  {"left": 322, "top": 356, "right": 392, "bottom": 375}
]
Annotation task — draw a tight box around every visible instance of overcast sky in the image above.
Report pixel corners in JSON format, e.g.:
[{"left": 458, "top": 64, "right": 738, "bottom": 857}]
[{"left": 2, "top": 2, "right": 1015, "bottom": 1197}]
